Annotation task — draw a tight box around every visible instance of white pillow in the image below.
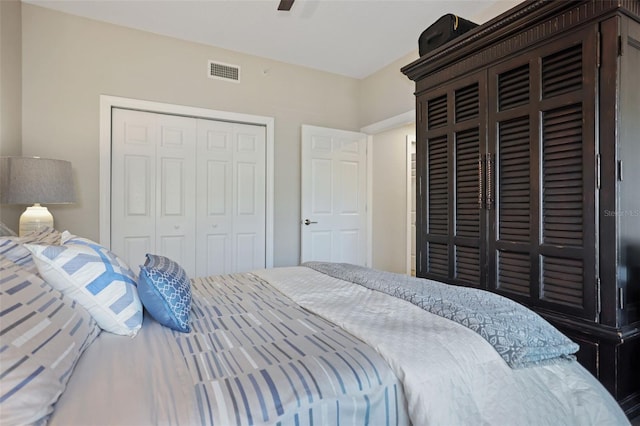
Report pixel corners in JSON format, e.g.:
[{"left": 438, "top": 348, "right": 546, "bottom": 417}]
[{"left": 25, "top": 236, "right": 143, "bottom": 336}]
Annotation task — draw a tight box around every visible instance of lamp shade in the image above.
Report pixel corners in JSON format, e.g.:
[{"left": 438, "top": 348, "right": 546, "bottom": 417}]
[{"left": 0, "top": 156, "right": 76, "bottom": 205}]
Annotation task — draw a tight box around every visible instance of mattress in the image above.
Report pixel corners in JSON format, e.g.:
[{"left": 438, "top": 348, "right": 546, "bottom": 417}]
[{"left": 48, "top": 266, "right": 629, "bottom": 426}]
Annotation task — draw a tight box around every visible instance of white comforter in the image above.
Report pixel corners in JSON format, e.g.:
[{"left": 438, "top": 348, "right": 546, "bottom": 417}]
[{"left": 254, "top": 267, "right": 629, "bottom": 426}]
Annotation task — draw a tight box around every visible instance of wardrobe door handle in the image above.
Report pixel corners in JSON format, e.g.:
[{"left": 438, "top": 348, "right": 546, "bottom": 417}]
[
  {"left": 486, "top": 153, "right": 494, "bottom": 210},
  {"left": 478, "top": 154, "right": 484, "bottom": 209}
]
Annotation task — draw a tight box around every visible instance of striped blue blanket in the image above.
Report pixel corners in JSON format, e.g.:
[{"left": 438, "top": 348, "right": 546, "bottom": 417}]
[
  {"left": 303, "top": 262, "right": 579, "bottom": 369},
  {"left": 177, "top": 272, "right": 408, "bottom": 425}
]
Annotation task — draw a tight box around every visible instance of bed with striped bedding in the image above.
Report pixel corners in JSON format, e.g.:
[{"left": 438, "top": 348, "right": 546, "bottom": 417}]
[
  {"left": 48, "top": 269, "right": 409, "bottom": 426},
  {"left": 47, "top": 265, "right": 629, "bottom": 426}
]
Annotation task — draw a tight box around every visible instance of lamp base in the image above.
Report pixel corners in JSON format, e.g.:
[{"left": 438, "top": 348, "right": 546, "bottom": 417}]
[{"left": 19, "top": 204, "right": 54, "bottom": 236}]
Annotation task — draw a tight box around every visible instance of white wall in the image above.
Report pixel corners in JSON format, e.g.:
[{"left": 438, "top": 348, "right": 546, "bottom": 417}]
[
  {"left": 20, "top": 3, "right": 361, "bottom": 266},
  {"left": 371, "top": 123, "right": 415, "bottom": 273}
]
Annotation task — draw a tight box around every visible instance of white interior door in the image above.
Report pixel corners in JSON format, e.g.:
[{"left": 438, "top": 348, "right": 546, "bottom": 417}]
[
  {"left": 195, "top": 120, "right": 266, "bottom": 276},
  {"left": 301, "top": 125, "right": 368, "bottom": 265}
]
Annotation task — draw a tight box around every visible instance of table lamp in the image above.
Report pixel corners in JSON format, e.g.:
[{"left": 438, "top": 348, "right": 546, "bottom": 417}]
[{"left": 0, "top": 156, "right": 76, "bottom": 236}]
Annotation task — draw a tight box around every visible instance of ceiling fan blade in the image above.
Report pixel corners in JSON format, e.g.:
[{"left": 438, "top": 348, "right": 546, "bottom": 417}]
[{"left": 278, "top": 0, "right": 294, "bottom": 11}]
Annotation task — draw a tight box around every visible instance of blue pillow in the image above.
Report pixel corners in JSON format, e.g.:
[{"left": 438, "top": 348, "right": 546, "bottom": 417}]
[{"left": 138, "top": 254, "right": 191, "bottom": 332}]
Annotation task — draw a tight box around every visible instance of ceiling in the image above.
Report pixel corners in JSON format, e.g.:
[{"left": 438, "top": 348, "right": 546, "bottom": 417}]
[{"left": 23, "top": 0, "right": 519, "bottom": 79}]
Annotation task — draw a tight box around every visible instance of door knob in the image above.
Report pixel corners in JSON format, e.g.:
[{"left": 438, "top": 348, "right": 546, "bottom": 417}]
[{"left": 303, "top": 219, "right": 318, "bottom": 225}]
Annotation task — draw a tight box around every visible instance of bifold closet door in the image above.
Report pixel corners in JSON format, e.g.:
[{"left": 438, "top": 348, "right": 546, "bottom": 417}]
[
  {"left": 195, "top": 120, "right": 266, "bottom": 276},
  {"left": 111, "top": 108, "right": 197, "bottom": 275},
  {"left": 111, "top": 109, "right": 266, "bottom": 278}
]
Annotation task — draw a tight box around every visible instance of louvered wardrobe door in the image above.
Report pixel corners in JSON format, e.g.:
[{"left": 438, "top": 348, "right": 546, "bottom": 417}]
[
  {"left": 487, "top": 59, "right": 533, "bottom": 301},
  {"left": 418, "top": 91, "right": 449, "bottom": 278},
  {"left": 487, "top": 26, "right": 598, "bottom": 319},
  {"left": 453, "top": 81, "right": 485, "bottom": 287},
  {"left": 417, "top": 72, "right": 486, "bottom": 286}
]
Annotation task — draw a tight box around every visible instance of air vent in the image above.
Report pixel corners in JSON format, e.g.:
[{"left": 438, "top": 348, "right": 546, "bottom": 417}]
[{"left": 208, "top": 60, "right": 240, "bottom": 83}]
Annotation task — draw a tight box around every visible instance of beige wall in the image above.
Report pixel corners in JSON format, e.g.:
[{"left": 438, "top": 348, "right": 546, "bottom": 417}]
[
  {"left": 359, "top": 50, "right": 417, "bottom": 128},
  {"left": 0, "top": 0, "right": 24, "bottom": 227},
  {"left": 11, "top": 1, "right": 520, "bottom": 270},
  {"left": 0, "top": 0, "right": 21, "bottom": 156},
  {"left": 20, "top": 4, "right": 361, "bottom": 266},
  {"left": 371, "top": 123, "right": 415, "bottom": 273},
  {"left": 358, "top": 0, "right": 521, "bottom": 128}
]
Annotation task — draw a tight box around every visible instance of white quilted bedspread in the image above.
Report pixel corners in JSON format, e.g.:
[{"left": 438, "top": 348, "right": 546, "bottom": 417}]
[{"left": 255, "top": 267, "right": 629, "bottom": 426}]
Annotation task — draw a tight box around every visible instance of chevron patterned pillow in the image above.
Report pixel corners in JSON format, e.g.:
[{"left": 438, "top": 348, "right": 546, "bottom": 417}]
[
  {"left": 138, "top": 254, "right": 191, "bottom": 333},
  {"left": 25, "top": 236, "right": 143, "bottom": 336}
]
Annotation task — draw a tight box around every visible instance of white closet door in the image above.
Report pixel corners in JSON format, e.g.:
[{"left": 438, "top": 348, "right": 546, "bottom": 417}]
[
  {"left": 233, "top": 124, "right": 266, "bottom": 273},
  {"left": 155, "top": 114, "right": 197, "bottom": 275},
  {"left": 111, "top": 109, "right": 197, "bottom": 275},
  {"left": 112, "top": 109, "right": 265, "bottom": 277},
  {"left": 111, "top": 109, "right": 157, "bottom": 268},
  {"left": 196, "top": 120, "right": 266, "bottom": 276}
]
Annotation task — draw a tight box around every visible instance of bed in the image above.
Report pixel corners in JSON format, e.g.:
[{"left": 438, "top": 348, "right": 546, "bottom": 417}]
[{"left": 0, "top": 228, "right": 630, "bottom": 425}]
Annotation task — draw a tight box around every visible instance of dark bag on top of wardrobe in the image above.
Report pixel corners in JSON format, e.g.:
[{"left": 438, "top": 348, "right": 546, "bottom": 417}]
[{"left": 418, "top": 14, "right": 478, "bottom": 56}]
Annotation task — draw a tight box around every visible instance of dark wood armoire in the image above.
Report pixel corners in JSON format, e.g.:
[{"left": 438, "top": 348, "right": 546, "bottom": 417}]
[{"left": 402, "top": 0, "right": 640, "bottom": 417}]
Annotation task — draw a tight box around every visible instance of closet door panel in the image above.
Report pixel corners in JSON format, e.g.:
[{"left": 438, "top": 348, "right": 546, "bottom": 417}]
[
  {"left": 537, "top": 27, "right": 598, "bottom": 319},
  {"left": 453, "top": 81, "right": 484, "bottom": 287},
  {"left": 423, "top": 92, "right": 449, "bottom": 277},
  {"left": 156, "top": 114, "right": 197, "bottom": 276},
  {"left": 487, "top": 55, "right": 534, "bottom": 302},
  {"left": 111, "top": 109, "right": 158, "bottom": 270},
  {"left": 196, "top": 121, "right": 234, "bottom": 276},
  {"left": 539, "top": 102, "right": 589, "bottom": 310},
  {"left": 418, "top": 72, "right": 486, "bottom": 287},
  {"left": 232, "top": 125, "right": 266, "bottom": 273},
  {"left": 487, "top": 26, "right": 598, "bottom": 319},
  {"left": 196, "top": 121, "right": 266, "bottom": 276}
]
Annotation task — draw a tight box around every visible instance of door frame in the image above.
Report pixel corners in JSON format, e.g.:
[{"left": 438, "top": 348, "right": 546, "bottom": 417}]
[
  {"left": 406, "top": 134, "right": 416, "bottom": 275},
  {"left": 360, "top": 110, "right": 415, "bottom": 272},
  {"left": 99, "top": 95, "right": 275, "bottom": 268}
]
